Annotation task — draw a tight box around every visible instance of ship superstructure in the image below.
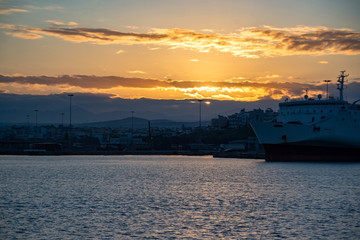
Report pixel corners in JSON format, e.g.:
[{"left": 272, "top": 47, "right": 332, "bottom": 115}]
[{"left": 251, "top": 71, "right": 360, "bottom": 161}]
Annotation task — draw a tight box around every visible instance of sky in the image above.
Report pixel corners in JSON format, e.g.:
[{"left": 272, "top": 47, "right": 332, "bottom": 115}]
[{"left": 0, "top": 0, "right": 360, "bottom": 103}]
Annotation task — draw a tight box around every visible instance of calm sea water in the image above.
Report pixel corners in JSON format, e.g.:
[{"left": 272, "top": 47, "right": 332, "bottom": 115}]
[{"left": 0, "top": 155, "right": 359, "bottom": 239}]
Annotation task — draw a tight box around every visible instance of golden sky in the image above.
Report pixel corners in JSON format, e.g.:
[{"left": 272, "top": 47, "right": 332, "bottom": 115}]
[{"left": 1, "top": 0, "right": 360, "bottom": 101}]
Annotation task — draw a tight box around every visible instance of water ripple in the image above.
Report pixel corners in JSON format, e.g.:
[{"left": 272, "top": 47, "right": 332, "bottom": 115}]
[{"left": 1, "top": 156, "right": 359, "bottom": 239}]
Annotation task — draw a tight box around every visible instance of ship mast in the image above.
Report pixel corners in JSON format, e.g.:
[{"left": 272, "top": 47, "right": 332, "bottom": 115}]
[{"left": 337, "top": 70, "right": 348, "bottom": 101}]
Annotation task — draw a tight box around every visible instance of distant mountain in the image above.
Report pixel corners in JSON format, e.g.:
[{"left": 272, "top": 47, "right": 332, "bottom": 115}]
[
  {"left": 79, "top": 117, "right": 206, "bottom": 129},
  {"left": 0, "top": 92, "right": 280, "bottom": 124}
]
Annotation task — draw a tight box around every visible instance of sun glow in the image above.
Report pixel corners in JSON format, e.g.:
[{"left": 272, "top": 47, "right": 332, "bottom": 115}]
[{"left": 0, "top": 81, "right": 280, "bottom": 101}]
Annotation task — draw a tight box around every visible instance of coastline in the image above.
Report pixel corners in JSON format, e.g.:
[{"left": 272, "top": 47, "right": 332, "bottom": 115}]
[{"left": 0, "top": 149, "right": 265, "bottom": 159}]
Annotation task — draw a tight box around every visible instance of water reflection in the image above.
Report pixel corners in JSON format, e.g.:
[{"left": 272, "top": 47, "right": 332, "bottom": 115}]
[{"left": 0, "top": 156, "right": 359, "bottom": 239}]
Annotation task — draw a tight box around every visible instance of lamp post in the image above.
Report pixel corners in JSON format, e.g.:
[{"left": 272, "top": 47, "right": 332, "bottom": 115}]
[
  {"left": 68, "top": 94, "right": 74, "bottom": 150},
  {"left": 34, "top": 109, "right": 38, "bottom": 129},
  {"left": 324, "top": 80, "right": 331, "bottom": 99},
  {"left": 198, "top": 99, "right": 203, "bottom": 130},
  {"left": 26, "top": 114, "right": 30, "bottom": 133},
  {"left": 61, "top": 113, "right": 64, "bottom": 127},
  {"left": 131, "top": 111, "right": 135, "bottom": 134},
  {"left": 68, "top": 94, "right": 74, "bottom": 128}
]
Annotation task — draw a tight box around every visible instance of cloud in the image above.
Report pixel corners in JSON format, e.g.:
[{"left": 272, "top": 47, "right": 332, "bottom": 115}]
[
  {"left": 318, "top": 60, "right": 328, "bottom": 64},
  {"left": 46, "top": 20, "right": 78, "bottom": 26},
  {"left": 252, "top": 26, "right": 360, "bottom": 56},
  {"left": 1, "top": 23, "right": 359, "bottom": 58},
  {"left": 5, "top": 31, "right": 42, "bottom": 39},
  {"left": 0, "top": 23, "right": 15, "bottom": 29},
  {"left": 0, "top": 8, "right": 28, "bottom": 15},
  {"left": 1, "top": 74, "right": 359, "bottom": 102},
  {"left": 126, "top": 25, "right": 139, "bottom": 30},
  {"left": 116, "top": 49, "right": 125, "bottom": 54},
  {"left": 26, "top": 5, "right": 63, "bottom": 11},
  {"left": 256, "top": 74, "right": 281, "bottom": 80},
  {"left": 0, "top": 74, "right": 164, "bottom": 89},
  {"left": 127, "top": 70, "right": 146, "bottom": 74},
  {"left": 0, "top": 5, "right": 61, "bottom": 16},
  {"left": 201, "top": 29, "right": 214, "bottom": 33}
]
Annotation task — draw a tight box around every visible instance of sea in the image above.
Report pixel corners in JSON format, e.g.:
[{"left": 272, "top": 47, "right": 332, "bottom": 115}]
[{"left": 0, "top": 155, "right": 359, "bottom": 239}]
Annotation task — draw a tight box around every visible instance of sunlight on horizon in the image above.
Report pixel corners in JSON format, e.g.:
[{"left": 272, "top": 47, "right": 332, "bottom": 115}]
[{"left": 0, "top": 81, "right": 319, "bottom": 101}]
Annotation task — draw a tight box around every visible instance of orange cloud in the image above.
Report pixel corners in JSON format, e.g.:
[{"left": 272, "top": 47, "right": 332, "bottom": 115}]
[
  {"left": 0, "top": 74, "right": 345, "bottom": 101},
  {"left": 46, "top": 20, "right": 78, "bottom": 26},
  {"left": 116, "top": 49, "right": 125, "bottom": 54},
  {"left": 5, "top": 31, "right": 42, "bottom": 39},
  {"left": 1, "top": 23, "right": 359, "bottom": 58},
  {"left": 0, "top": 8, "right": 28, "bottom": 15},
  {"left": 127, "top": 70, "right": 146, "bottom": 74}
]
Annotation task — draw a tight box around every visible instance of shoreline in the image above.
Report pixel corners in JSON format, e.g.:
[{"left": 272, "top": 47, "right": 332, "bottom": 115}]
[{"left": 0, "top": 150, "right": 265, "bottom": 159}]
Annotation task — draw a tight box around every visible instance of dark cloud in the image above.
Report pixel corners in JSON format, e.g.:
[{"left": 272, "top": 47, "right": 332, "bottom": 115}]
[
  {"left": 39, "top": 27, "right": 168, "bottom": 43},
  {"left": 1, "top": 74, "right": 359, "bottom": 102},
  {"left": 254, "top": 27, "right": 360, "bottom": 54},
  {"left": 0, "top": 74, "right": 313, "bottom": 93},
  {"left": 0, "top": 74, "right": 170, "bottom": 89}
]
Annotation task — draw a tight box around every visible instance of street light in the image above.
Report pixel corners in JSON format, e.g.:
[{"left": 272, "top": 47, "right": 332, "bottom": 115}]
[
  {"left": 198, "top": 99, "right": 203, "bottom": 130},
  {"left": 131, "top": 111, "right": 135, "bottom": 134},
  {"left": 68, "top": 94, "right": 74, "bottom": 128},
  {"left": 61, "top": 113, "right": 64, "bottom": 127},
  {"left": 26, "top": 114, "right": 30, "bottom": 128},
  {"left": 34, "top": 109, "right": 38, "bottom": 128},
  {"left": 68, "top": 94, "right": 74, "bottom": 151},
  {"left": 324, "top": 80, "right": 331, "bottom": 99}
]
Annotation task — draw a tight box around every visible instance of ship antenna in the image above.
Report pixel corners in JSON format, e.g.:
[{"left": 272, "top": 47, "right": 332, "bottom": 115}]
[
  {"left": 337, "top": 70, "right": 348, "bottom": 101},
  {"left": 323, "top": 80, "right": 331, "bottom": 100}
]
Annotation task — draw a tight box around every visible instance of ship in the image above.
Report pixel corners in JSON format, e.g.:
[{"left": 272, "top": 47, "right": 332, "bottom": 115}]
[{"left": 251, "top": 71, "right": 360, "bottom": 162}]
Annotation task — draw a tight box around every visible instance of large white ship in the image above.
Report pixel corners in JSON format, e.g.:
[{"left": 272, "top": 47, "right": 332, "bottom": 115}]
[{"left": 251, "top": 71, "right": 360, "bottom": 161}]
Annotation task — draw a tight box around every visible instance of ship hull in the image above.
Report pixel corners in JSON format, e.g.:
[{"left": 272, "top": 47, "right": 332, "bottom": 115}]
[
  {"left": 251, "top": 121, "right": 360, "bottom": 162},
  {"left": 263, "top": 144, "right": 360, "bottom": 162}
]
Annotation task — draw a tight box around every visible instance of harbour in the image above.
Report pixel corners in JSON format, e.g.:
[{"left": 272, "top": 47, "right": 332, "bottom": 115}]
[{"left": 1, "top": 1, "right": 360, "bottom": 239}]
